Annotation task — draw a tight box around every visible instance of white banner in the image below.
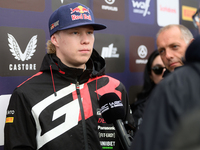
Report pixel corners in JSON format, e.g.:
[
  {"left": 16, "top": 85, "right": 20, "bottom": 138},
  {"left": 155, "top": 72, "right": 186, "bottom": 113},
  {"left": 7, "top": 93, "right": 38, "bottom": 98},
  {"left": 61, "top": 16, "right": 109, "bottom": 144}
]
[{"left": 0, "top": 95, "right": 11, "bottom": 146}]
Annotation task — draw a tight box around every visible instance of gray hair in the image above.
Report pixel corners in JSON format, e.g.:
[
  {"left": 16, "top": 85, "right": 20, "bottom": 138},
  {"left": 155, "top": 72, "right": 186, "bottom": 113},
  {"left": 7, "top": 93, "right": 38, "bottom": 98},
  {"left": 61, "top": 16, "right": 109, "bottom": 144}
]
[{"left": 156, "top": 24, "right": 193, "bottom": 44}]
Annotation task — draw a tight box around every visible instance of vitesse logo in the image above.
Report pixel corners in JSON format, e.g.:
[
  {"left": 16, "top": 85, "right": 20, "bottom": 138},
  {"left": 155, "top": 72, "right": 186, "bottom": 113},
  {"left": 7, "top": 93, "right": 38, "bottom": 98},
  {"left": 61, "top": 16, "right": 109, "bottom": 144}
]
[{"left": 0, "top": 26, "right": 45, "bottom": 77}]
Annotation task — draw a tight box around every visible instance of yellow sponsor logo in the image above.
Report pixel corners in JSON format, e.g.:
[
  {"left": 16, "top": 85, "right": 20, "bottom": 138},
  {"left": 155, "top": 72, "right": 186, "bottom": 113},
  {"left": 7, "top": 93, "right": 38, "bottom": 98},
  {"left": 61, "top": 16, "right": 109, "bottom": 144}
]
[
  {"left": 6, "top": 117, "right": 14, "bottom": 123},
  {"left": 182, "top": 5, "right": 197, "bottom": 21}
]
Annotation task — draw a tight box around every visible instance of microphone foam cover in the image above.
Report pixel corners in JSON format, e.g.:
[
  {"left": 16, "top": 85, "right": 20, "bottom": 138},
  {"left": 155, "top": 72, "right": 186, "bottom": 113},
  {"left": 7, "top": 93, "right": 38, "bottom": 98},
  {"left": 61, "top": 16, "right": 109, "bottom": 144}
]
[{"left": 99, "top": 93, "right": 125, "bottom": 124}]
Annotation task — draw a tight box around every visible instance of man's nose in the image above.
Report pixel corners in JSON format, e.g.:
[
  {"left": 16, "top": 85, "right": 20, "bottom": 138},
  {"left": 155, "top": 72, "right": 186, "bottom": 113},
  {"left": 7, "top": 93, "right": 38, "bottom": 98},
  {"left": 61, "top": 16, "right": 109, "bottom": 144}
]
[
  {"left": 81, "top": 33, "right": 89, "bottom": 44},
  {"left": 165, "top": 49, "right": 173, "bottom": 60}
]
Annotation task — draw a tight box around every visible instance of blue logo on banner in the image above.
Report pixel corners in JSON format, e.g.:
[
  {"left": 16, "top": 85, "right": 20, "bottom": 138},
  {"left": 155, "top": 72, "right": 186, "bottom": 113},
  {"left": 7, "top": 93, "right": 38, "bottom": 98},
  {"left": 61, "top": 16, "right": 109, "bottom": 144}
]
[{"left": 129, "top": 0, "right": 155, "bottom": 24}]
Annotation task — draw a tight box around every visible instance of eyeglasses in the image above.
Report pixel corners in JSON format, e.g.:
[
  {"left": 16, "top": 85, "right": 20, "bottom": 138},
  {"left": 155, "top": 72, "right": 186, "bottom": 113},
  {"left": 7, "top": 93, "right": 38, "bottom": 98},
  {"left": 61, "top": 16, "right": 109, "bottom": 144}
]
[
  {"left": 151, "top": 66, "right": 166, "bottom": 75},
  {"left": 192, "top": 8, "right": 200, "bottom": 28}
]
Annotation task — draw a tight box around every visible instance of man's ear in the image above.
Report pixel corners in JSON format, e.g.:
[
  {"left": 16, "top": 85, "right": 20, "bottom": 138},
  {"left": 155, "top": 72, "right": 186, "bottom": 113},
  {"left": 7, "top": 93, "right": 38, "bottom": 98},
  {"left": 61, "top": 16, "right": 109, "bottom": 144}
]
[
  {"left": 189, "top": 38, "right": 195, "bottom": 45},
  {"left": 51, "top": 34, "right": 59, "bottom": 47}
]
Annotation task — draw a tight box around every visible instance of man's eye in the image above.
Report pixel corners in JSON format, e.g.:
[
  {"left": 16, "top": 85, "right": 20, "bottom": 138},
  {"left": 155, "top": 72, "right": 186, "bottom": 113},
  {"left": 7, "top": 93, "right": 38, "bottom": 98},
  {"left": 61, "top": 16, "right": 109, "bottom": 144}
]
[
  {"left": 159, "top": 49, "right": 164, "bottom": 54},
  {"left": 172, "top": 45, "right": 179, "bottom": 49},
  {"left": 88, "top": 31, "right": 93, "bottom": 34},
  {"left": 73, "top": 32, "right": 78, "bottom": 34}
]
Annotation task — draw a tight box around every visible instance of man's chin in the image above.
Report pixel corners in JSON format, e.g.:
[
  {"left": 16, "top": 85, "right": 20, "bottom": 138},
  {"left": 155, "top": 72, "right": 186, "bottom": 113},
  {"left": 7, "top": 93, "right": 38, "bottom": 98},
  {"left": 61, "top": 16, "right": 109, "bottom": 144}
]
[
  {"left": 168, "top": 65, "right": 182, "bottom": 72},
  {"left": 168, "top": 68, "right": 174, "bottom": 72}
]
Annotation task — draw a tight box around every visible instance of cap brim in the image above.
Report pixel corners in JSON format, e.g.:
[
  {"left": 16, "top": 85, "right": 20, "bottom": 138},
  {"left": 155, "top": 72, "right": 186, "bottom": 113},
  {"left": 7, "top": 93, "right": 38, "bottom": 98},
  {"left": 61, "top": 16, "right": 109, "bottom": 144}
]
[{"left": 59, "top": 22, "right": 107, "bottom": 31}]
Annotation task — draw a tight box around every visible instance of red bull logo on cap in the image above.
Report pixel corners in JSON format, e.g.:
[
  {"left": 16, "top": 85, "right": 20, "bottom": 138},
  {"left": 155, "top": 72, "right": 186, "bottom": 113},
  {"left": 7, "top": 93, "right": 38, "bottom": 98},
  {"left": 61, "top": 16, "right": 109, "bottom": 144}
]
[
  {"left": 70, "top": 5, "right": 92, "bottom": 21},
  {"left": 70, "top": 5, "right": 90, "bottom": 14}
]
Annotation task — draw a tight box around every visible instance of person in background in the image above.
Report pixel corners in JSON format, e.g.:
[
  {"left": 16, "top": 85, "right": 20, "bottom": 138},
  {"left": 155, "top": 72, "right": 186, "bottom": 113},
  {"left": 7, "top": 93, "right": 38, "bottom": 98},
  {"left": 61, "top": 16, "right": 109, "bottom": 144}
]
[
  {"left": 130, "top": 34, "right": 200, "bottom": 150},
  {"left": 131, "top": 50, "right": 165, "bottom": 134},
  {"left": 156, "top": 24, "right": 193, "bottom": 76},
  {"left": 4, "top": 3, "right": 134, "bottom": 150}
]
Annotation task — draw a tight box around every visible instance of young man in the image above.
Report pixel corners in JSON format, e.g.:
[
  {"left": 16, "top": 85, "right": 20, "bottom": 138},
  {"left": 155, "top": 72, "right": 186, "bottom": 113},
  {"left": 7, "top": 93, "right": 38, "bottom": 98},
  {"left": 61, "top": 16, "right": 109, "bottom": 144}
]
[
  {"left": 4, "top": 3, "right": 134, "bottom": 150},
  {"left": 156, "top": 24, "right": 193, "bottom": 73}
]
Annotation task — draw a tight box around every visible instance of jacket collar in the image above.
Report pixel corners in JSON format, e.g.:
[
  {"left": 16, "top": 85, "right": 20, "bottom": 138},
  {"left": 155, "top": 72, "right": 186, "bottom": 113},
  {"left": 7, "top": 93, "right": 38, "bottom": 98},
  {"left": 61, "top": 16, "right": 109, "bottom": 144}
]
[{"left": 39, "top": 49, "right": 105, "bottom": 83}]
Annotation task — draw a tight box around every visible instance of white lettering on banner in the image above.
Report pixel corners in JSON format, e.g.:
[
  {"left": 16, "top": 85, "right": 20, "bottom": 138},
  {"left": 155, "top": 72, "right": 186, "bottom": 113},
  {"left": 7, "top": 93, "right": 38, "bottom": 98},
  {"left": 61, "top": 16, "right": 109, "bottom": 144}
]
[
  {"left": 100, "top": 141, "right": 115, "bottom": 146},
  {"left": 131, "top": 0, "right": 151, "bottom": 16},
  {"left": 0, "top": 94, "right": 11, "bottom": 145},
  {"left": 135, "top": 59, "right": 148, "bottom": 64},
  {"left": 32, "top": 84, "right": 84, "bottom": 149},
  {"left": 101, "top": 43, "right": 119, "bottom": 59},
  {"left": 9, "top": 64, "right": 36, "bottom": 71},
  {"left": 98, "top": 125, "right": 115, "bottom": 130},
  {"left": 102, "top": 5, "right": 118, "bottom": 11}
]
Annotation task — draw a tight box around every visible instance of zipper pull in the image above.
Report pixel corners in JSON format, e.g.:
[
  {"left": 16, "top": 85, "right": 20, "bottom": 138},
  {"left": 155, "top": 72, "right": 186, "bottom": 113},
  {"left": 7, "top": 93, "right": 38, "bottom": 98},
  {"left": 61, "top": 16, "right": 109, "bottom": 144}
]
[
  {"left": 76, "top": 81, "right": 79, "bottom": 88},
  {"left": 76, "top": 81, "right": 80, "bottom": 95}
]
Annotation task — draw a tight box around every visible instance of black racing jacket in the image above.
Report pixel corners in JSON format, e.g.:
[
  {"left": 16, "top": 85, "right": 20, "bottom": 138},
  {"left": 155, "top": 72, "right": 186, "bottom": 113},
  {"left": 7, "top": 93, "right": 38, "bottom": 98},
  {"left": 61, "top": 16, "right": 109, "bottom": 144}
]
[{"left": 4, "top": 49, "right": 134, "bottom": 150}]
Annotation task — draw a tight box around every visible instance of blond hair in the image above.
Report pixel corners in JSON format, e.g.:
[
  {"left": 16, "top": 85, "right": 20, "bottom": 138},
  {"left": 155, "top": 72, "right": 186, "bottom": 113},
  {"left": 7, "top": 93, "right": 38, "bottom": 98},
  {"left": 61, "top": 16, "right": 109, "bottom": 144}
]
[
  {"left": 46, "top": 40, "right": 56, "bottom": 54},
  {"left": 46, "top": 31, "right": 61, "bottom": 54}
]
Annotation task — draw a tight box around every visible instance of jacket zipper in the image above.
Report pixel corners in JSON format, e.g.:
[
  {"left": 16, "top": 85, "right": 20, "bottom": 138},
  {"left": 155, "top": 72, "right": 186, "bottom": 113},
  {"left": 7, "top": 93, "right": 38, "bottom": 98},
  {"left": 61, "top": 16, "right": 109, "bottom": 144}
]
[{"left": 76, "top": 81, "right": 89, "bottom": 150}]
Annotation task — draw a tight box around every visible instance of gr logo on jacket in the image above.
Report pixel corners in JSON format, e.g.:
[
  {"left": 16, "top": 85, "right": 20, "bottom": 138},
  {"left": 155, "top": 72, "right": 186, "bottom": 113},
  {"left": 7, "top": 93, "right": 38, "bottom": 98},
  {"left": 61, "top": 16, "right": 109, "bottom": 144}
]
[{"left": 4, "top": 50, "right": 134, "bottom": 150}]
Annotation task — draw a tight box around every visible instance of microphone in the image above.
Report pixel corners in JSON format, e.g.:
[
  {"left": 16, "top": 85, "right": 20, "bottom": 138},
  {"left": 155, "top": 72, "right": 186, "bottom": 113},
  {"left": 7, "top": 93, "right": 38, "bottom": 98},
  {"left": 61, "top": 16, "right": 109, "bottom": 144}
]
[{"left": 99, "top": 93, "right": 133, "bottom": 150}]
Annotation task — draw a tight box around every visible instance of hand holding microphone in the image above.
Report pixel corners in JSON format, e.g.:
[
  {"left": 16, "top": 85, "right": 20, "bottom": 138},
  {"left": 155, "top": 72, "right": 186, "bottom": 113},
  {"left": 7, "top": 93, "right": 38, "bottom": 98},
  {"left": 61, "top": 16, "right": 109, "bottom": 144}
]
[{"left": 99, "top": 93, "right": 133, "bottom": 150}]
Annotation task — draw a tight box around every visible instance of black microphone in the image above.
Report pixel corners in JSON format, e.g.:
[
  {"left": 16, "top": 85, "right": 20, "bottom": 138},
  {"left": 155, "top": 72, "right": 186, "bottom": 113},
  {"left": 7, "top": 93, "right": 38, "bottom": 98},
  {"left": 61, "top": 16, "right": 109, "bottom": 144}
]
[{"left": 99, "top": 93, "right": 133, "bottom": 150}]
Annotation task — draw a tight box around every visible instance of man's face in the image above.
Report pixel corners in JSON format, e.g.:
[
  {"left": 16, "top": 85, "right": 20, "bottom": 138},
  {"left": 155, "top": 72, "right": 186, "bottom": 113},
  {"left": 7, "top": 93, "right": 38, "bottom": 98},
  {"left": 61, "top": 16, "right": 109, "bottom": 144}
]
[
  {"left": 51, "top": 25, "right": 94, "bottom": 69},
  {"left": 157, "top": 26, "right": 188, "bottom": 72}
]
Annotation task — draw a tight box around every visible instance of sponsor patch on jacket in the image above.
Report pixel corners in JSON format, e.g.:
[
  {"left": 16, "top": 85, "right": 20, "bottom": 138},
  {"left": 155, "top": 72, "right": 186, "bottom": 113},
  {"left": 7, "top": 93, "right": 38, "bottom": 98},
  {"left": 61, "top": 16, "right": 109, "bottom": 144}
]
[{"left": 6, "top": 117, "right": 14, "bottom": 123}]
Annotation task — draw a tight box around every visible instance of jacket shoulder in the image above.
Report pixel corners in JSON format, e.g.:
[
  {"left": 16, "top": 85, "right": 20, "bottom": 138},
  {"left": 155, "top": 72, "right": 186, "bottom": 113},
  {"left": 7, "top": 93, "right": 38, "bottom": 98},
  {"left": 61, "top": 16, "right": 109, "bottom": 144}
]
[{"left": 17, "top": 71, "right": 43, "bottom": 88}]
